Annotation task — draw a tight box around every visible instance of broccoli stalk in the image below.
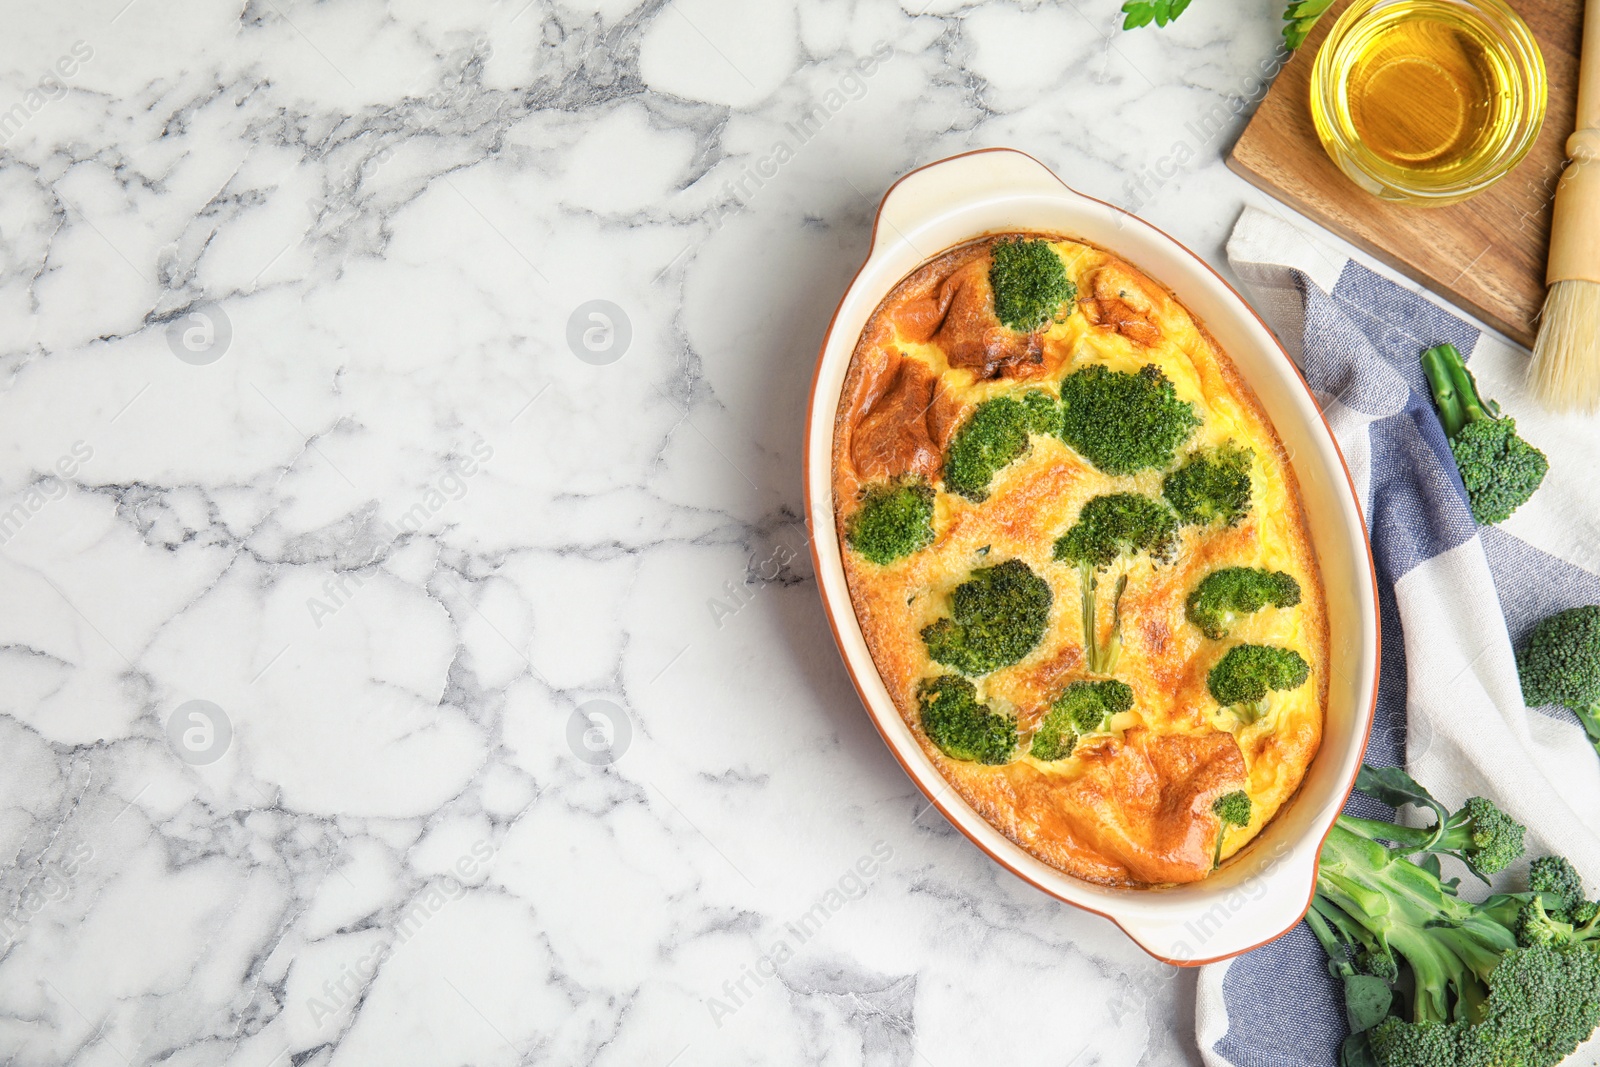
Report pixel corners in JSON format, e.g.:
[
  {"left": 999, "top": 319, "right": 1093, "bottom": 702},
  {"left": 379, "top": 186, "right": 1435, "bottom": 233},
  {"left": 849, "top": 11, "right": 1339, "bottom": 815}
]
[
  {"left": 1312, "top": 766, "right": 1600, "bottom": 1067},
  {"left": 1054, "top": 494, "right": 1178, "bottom": 675},
  {"left": 1517, "top": 605, "right": 1600, "bottom": 761},
  {"left": 1420, "top": 343, "right": 1548, "bottom": 526}
]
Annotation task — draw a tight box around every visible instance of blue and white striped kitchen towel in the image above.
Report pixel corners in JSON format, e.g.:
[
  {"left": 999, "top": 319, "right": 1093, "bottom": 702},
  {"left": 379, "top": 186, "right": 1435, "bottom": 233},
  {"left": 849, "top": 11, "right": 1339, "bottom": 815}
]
[{"left": 1196, "top": 207, "right": 1600, "bottom": 1067}]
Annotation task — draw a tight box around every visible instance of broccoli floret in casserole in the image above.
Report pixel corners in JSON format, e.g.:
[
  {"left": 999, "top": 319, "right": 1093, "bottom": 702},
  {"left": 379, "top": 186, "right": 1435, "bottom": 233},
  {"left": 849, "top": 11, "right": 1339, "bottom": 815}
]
[
  {"left": 1186, "top": 567, "right": 1302, "bottom": 640},
  {"left": 1021, "top": 388, "right": 1061, "bottom": 434},
  {"left": 941, "top": 397, "right": 1033, "bottom": 501},
  {"left": 1311, "top": 765, "right": 1600, "bottom": 1067},
  {"left": 1163, "top": 442, "right": 1255, "bottom": 527},
  {"left": 1057, "top": 363, "right": 1200, "bottom": 476},
  {"left": 988, "top": 237, "right": 1077, "bottom": 333},
  {"left": 1053, "top": 493, "right": 1179, "bottom": 675},
  {"left": 917, "top": 675, "right": 1018, "bottom": 764},
  {"left": 1211, "top": 789, "right": 1252, "bottom": 869},
  {"left": 1028, "top": 679, "right": 1135, "bottom": 761},
  {"left": 920, "top": 559, "right": 1052, "bottom": 676},
  {"left": 845, "top": 480, "right": 935, "bottom": 565},
  {"left": 1206, "top": 643, "right": 1309, "bottom": 725}
]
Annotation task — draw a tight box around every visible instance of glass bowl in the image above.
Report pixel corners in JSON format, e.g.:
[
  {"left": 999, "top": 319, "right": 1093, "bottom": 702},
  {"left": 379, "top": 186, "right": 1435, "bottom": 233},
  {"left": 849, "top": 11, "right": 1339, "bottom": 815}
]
[{"left": 1309, "top": 0, "right": 1547, "bottom": 206}]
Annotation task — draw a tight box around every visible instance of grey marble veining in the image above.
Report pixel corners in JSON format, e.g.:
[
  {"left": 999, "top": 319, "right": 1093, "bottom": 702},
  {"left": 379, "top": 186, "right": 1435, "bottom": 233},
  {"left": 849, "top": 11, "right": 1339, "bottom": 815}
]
[{"left": 0, "top": 1, "right": 1310, "bottom": 1064}]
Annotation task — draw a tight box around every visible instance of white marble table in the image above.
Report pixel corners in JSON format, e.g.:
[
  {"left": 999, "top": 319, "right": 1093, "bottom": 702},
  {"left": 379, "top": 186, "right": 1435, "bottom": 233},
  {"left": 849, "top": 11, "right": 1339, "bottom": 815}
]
[{"left": 0, "top": 2, "right": 1309, "bottom": 1064}]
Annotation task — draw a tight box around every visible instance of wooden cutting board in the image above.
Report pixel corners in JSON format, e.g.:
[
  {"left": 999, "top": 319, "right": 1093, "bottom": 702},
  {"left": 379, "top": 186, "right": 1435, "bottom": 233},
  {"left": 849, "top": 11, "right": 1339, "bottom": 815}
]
[{"left": 1229, "top": 0, "right": 1584, "bottom": 347}]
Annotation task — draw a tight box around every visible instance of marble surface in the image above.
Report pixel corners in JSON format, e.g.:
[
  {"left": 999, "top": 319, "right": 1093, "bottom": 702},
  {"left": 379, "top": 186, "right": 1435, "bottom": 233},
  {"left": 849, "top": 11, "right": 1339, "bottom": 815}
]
[{"left": 0, "top": 2, "right": 1317, "bottom": 1064}]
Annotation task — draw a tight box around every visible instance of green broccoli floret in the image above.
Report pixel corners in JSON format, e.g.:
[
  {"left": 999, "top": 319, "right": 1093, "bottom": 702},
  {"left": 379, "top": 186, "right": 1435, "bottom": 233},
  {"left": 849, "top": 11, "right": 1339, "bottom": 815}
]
[
  {"left": 1021, "top": 388, "right": 1060, "bottom": 434},
  {"left": 1206, "top": 643, "right": 1309, "bottom": 724},
  {"left": 1028, "top": 679, "right": 1134, "bottom": 761},
  {"left": 845, "top": 480, "right": 935, "bottom": 565},
  {"left": 1517, "top": 605, "right": 1600, "bottom": 761},
  {"left": 942, "top": 397, "right": 1031, "bottom": 501},
  {"left": 1529, "top": 856, "right": 1597, "bottom": 926},
  {"left": 1053, "top": 493, "right": 1178, "bottom": 675},
  {"left": 917, "top": 675, "right": 1017, "bottom": 764},
  {"left": 1163, "top": 443, "right": 1255, "bottom": 527},
  {"left": 988, "top": 237, "right": 1076, "bottom": 333},
  {"left": 1362, "top": 942, "right": 1600, "bottom": 1067},
  {"left": 1313, "top": 766, "right": 1600, "bottom": 1067},
  {"left": 921, "top": 559, "right": 1052, "bottom": 676},
  {"left": 1057, "top": 363, "right": 1200, "bottom": 476},
  {"left": 1186, "top": 567, "right": 1302, "bottom": 640},
  {"left": 1421, "top": 343, "right": 1548, "bottom": 526},
  {"left": 1211, "top": 789, "right": 1252, "bottom": 868}
]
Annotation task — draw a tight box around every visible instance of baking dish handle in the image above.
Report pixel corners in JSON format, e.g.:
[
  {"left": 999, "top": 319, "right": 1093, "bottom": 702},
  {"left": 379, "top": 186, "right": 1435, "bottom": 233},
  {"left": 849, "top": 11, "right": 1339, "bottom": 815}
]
[
  {"left": 870, "top": 149, "right": 1078, "bottom": 259},
  {"left": 1112, "top": 833, "right": 1323, "bottom": 965}
]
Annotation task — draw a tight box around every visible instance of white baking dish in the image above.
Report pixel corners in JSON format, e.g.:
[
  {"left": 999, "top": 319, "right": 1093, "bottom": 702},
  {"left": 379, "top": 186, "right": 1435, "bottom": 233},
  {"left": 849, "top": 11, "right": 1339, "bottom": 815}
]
[{"left": 802, "top": 148, "right": 1380, "bottom": 965}]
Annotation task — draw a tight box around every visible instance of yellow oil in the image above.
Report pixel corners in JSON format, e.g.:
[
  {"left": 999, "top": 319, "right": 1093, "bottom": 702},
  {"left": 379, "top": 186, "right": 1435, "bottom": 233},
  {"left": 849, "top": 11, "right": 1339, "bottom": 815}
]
[{"left": 1318, "top": 0, "right": 1533, "bottom": 196}]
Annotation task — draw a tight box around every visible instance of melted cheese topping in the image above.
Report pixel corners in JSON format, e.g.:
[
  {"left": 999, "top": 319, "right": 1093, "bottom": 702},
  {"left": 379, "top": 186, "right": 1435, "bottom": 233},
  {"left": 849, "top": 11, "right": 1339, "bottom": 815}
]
[{"left": 832, "top": 234, "right": 1328, "bottom": 888}]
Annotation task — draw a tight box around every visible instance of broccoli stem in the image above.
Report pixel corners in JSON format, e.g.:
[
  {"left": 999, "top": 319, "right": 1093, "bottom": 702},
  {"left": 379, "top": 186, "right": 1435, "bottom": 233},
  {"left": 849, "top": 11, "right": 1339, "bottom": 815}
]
[
  {"left": 1569, "top": 703, "right": 1600, "bottom": 751},
  {"left": 1338, "top": 815, "right": 1449, "bottom": 855},
  {"left": 1421, "top": 344, "right": 1468, "bottom": 437},
  {"left": 1105, "top": 574, "right": 1128, "bottom": 676},
  {"left": 1317, "top": 823, "right": 1518, "bottom": 1025},
  {"left": 1422, "top": 342, "right": 1498, "bottom": 438},
  {"left": 1446, "top": 356, "right": 1491, "bottom": 425},
  {"left": 1306, "top": 904, "right": 1353, "bottom": 974},
  {"left": 1078, "top": 565, "right": 1128, "bottom": 675},
  {"left": 1079, "top": 562, "right": 1100, "bottom": 673}
]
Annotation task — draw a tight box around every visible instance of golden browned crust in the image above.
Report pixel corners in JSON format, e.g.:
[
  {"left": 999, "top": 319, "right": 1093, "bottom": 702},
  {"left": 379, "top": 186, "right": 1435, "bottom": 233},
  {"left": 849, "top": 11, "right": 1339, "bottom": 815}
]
[{"left": 832, "top": 233, "right": 1329, "bottom": 889}]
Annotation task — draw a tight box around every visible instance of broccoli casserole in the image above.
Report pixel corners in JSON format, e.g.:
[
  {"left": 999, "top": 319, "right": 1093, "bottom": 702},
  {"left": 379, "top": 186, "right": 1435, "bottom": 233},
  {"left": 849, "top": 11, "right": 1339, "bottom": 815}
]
[{"left": 832, "top": 233, "right": 1328, "bottom": 887}]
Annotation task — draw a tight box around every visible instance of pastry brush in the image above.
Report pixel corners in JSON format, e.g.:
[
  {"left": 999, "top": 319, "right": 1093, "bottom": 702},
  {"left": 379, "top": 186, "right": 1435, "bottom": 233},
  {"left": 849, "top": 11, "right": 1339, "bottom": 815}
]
[{"left": 1530, "top": 0, "right": 1600, "bottom": 412}]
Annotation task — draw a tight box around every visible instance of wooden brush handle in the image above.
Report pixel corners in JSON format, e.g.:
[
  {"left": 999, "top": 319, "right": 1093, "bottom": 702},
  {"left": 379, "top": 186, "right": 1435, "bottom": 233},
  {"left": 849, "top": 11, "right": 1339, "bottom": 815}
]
[{"left": 1548, "top": 0, "right": 1600, "bottom": 285}]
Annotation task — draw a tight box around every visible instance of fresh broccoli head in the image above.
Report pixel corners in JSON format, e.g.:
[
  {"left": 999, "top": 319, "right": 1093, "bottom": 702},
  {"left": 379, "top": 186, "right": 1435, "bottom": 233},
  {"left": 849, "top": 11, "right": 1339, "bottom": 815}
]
[
  {"left": 1163, "top": 443, "right": 1254, "bottom": 527},
  {"left": 1028, "top": 679, "right": 1135, "bottom": 761},
  {"left": 1528, "top": 856, "right": 1600, "bottom": 926},
  {"left": 1313, "top": 766, "right": 1600, "bottom": 1067},
  {"left": 845, "top": 480, "right": 935, "bottom": 565},
  {"left": 988, "top": 237, "right": 1077, "bottom": 333},
  {"left": 1518, "top": 605, "right": 1600, "bottom": 760},
  {"left": 1339, "top": 766, "right": 1526, "bottom": 880},
  {"left": 1211, "top": 789, "right": 1252, "bottom": 868},
  {"left": 1186, "top": 567, "right": 1302, "bottom": 640},
  {"left": 1054, "top": 493, "right": 1179, "bottom": 675},
  {"left": 1057, "top": 363, "right": 1200, "bottom": 476},
  {"left": 921, "top": 559, "right": 1052, "bottom": 676},
  {"left": 917, "top": 675, "right": 1017, "bottom": 764},
  {"left": 1363, "top": 942, "right": 1600, "bottom": 1067},
  {"left": 1422, "top": 342, "right": 1548, "bottom": 525},
  {"left": 1206, "top": 643, "right": 1309, "bottom": 724}
]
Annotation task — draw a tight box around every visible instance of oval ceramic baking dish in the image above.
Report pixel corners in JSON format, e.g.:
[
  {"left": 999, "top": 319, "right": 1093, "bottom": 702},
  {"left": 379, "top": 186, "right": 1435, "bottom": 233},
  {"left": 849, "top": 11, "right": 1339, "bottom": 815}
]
[{"left": 803, "top": 148, "right": 1380, "bottom": 965}]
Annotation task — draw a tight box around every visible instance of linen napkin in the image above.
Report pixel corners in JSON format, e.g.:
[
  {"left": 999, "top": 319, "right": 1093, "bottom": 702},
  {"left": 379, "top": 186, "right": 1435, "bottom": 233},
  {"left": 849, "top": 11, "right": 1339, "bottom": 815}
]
[{"left": 1195, "top": 207, "right": 1600, "bottom": 1067}]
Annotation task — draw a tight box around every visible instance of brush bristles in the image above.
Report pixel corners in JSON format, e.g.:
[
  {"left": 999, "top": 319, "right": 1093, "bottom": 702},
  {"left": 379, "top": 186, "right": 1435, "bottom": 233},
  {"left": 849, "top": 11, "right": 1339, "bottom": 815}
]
[{"left": 1530, "top": 279, "right": 1600, "bottom": 413}]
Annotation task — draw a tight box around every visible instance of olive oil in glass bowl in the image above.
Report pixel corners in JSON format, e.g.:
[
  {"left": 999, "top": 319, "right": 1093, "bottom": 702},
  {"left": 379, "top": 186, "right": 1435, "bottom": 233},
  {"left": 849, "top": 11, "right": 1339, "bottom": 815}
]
[{"left": 1310, "top": 0, "right": 1547, "bottom": 206}]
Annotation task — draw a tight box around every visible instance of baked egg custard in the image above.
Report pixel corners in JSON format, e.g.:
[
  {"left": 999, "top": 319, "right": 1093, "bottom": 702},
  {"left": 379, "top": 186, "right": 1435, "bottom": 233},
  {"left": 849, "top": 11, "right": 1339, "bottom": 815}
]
[{"left": 832, "top": 234, "right": 1328, "bottom": 887}]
